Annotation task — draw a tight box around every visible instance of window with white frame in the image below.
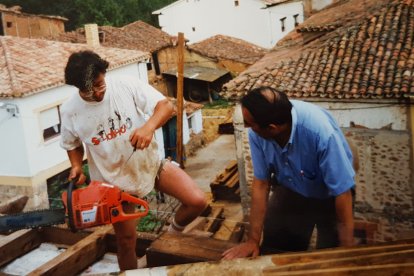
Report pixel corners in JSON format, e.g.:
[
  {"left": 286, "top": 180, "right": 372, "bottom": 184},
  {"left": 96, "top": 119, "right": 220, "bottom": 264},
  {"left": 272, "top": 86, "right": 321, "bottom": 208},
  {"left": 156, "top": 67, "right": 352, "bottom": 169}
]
[{"left": 40, "top": 106, "right": 61, "bottom": 141}]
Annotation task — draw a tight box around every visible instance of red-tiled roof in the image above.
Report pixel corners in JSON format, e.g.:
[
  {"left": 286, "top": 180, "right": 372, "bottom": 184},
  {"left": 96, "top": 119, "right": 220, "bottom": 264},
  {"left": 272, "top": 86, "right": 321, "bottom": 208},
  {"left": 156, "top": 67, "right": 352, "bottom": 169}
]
[
  {"left": 222, "top": 0, "right": 414, "bottom": 101},
  {"left": 54, "top": 21, "right": 173, "bottom": 53},
  {"left": 0, "top": 4, "right": 67, "bottom": 21},
  {"left": 187, "top": 35, "right": 268, "bottom": 65},
  {"left": 0, "top": 36, "right": 149, "bottom": 98}
]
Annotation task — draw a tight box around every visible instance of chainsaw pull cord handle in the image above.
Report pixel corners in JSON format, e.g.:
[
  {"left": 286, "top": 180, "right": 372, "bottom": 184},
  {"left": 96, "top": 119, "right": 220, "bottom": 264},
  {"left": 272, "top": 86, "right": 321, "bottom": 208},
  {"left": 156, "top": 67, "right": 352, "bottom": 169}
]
[
  {"left": 67, "top": 179, "right": 77, "bottom": 232},
  {"left": 110, "top": 192, "right": 150, "bottom": 224}
]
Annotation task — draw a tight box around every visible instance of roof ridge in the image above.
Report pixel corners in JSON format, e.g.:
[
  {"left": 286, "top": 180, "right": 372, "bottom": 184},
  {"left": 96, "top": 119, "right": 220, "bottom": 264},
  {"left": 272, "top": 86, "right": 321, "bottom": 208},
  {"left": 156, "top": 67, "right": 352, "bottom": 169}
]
[{"left": 0, "top": 37, "right": 20, "bottom": 94}]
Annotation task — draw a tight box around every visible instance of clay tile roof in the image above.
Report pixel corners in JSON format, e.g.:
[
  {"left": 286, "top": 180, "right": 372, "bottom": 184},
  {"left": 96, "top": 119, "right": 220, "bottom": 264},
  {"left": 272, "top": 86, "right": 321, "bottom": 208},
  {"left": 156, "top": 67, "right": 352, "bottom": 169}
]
[
  {"left": 187, "top": 35, "right": 268, "bottom": 65},
  {"left": 168, "top": 97, "right": 203, "bottom": 116},
  {"left": 222, "top": 0, "right": 414, "bottom": 101},
  {"left": 54, "top": 21, "right": 173, "bottom": 53},
  {"left": 0, "top": 36, "right": 149, "bottom": 98},
  {"left": 0, "top": 4, "right": 67, "bottom": 21}
]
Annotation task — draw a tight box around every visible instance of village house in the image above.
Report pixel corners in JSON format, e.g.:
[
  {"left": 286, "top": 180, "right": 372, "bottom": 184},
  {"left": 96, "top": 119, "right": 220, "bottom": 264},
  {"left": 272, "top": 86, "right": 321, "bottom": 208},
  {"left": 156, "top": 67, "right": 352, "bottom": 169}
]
[
  {"left": 222, "top": 0, "right": 414, "bottom": 242},
  {"left": 0, "top": 5, "right": 66, "bottom": 38},
  {"left": 152, "top": 0, "right": 340, "bottom": 49},
  {"left": 0, "top": 35, "right": 201, "bottom": 211},
  {"left": 163, "top": 34, "right": 268, "bottom": 102}
]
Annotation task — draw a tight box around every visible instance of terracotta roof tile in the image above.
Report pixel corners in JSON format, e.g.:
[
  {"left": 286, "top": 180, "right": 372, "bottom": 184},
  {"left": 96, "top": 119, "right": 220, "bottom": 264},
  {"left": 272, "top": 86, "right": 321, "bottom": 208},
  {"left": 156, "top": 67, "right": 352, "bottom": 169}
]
[
  {"left": 0, "top": 36, "right": 149, "bottom": 98},
  {"left": 0, "top": 4, "right": 67, "bottom": 21},
  {"left": 222, "top": 0, "right": 414, "bottom": 101},
  {"left": 53, "top": 21, "right": 173, "bottom": 53},
  {"left": 188, "top": 35, "right": 268, "bottom": 65}
]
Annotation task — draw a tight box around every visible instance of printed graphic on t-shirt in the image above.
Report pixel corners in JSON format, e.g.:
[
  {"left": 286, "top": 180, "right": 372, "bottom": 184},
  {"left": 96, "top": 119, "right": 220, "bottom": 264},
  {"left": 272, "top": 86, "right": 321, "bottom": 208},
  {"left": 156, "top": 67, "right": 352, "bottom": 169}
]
[{"left": 91, "top": 110, "right": 132, "bottom": 146}]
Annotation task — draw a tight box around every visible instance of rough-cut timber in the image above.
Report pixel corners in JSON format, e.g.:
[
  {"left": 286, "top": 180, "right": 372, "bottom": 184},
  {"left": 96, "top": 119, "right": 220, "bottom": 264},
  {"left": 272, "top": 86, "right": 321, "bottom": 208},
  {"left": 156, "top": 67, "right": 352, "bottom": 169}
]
[
  {"left": 28, "top": 225, "right": 112, "bottom": 276},
  {"left": 210, "top": 160, "right": 240, "bottom": 202},
  {"left": 0, "top": 229, "right": 41, "bottom": 267},
  {"left": 146, "top": 232, "right": 236, "bottom": 267},
  {"left": 0, "top": 196, "right": 29, "bottom": 214}
]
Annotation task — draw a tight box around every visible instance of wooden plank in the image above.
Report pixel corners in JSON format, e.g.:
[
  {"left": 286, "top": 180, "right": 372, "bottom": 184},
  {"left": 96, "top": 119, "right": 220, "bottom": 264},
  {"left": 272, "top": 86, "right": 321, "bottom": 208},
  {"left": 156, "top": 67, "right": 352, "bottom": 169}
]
[
  {"left": 39, "top": 227, "right": 89, "bottom": 246},
  {"left": 0, "top": 229, "right": 41, "bottom": 267},
  {"left": 183, "top": 217, "right": 207, "bottom": 234},
  {"left": 28, "top": 225, "right": 112, "bottom": 276},
  {"left": 262, "top": 263, "right": 414, "bottom": 276},
  {"left": 226, "top": 172, "right": 239, "bottom": 188},
  {"left": 228, "top": 222, "right": 245, "bottom": 243},
  {"left": 265, "top": 249, "right": 414, "bottom": 273},
  {"left": 204, "top": 207, "right": 224, "bottom": 233},
  {"left": 105, "top": 231, "right": 158, "bottom": 257},
  {"left": 146, "top": 232, "right": 236, "bottom": 267},
  {"left": 213, "top": 220, "right": 238, "bottom": 241},
  {"left": 0, "top": 196, "right": 29, "bottom": 214},
  {"left": 272, "top": 242, "right": 414, "bottom": 266}
]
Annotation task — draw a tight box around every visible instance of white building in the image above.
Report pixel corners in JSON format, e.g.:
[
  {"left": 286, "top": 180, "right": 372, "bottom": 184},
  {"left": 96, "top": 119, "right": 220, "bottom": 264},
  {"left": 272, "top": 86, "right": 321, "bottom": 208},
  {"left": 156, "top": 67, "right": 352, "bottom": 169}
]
[
  {"left": 0, "top": 36, "right": 200, "bottom": 210},
  {"left": 153, "top": 0, "right": 336, "bottom": 49}
]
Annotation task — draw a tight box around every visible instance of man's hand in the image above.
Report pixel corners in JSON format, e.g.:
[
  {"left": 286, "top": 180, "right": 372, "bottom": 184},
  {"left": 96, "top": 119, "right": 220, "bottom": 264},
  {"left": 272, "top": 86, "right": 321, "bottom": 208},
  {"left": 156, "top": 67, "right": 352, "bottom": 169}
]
[
  {"left": 68, "top": 166, "right": 86, "bottom": 185},
  {"left": 222, "top": 240, "right": 259, "bottom": 260},
  {"left": 129, "top": 123, "right": 155, "bottom": 150}
]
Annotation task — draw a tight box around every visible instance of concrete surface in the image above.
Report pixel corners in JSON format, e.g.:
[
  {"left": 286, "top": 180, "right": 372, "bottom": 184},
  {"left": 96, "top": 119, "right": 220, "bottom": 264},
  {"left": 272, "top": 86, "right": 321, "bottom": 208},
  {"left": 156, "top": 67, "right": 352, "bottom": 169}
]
[{"left": 185, "top": 134, "right": 237, "bottom": 192}]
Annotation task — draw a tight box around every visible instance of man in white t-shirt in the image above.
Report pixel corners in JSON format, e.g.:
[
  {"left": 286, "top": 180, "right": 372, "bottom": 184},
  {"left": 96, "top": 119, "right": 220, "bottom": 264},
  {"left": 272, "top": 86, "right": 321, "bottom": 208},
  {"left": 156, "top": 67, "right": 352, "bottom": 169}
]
[{"left": 62, "top": 50, "right": 207, "bottom": 270}]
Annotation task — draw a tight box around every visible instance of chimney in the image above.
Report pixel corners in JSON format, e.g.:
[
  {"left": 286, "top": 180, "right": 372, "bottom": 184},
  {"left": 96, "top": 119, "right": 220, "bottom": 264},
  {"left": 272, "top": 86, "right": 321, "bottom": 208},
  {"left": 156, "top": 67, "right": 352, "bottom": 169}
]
[{"left": 84, "top": 24, "right": 100, "bottom": 47}]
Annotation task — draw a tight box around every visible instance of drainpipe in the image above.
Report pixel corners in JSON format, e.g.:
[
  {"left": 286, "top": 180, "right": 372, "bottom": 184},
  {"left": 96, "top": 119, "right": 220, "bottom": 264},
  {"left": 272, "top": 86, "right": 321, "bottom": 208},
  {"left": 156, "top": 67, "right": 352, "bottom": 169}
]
[{"left": 233, "top": 103, "right": 250, "bottom": 220}]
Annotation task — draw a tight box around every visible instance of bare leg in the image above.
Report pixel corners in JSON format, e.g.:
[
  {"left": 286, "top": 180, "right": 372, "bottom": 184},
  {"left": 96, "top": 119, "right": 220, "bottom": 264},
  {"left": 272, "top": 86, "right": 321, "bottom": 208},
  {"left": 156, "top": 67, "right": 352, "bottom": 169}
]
[
  {"left": 156, "top": 161, "right": 207, "bottom": 227},
  {"left": 112, "top": 203, "right": 138, "bottom": 270}
]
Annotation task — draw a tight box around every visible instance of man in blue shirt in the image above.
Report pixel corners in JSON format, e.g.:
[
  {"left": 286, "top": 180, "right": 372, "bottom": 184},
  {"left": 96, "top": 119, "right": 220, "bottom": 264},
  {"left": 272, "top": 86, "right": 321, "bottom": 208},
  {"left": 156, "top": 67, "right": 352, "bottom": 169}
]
[{"left": 223, "top": 87, "right": 355, "bottom": 259}]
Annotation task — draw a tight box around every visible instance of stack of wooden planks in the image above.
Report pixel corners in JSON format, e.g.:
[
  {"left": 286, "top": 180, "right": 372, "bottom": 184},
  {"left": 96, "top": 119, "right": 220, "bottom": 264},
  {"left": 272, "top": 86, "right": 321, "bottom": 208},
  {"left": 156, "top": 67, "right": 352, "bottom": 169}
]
[
  {"left": 210, "top": 160, "right": 240, "bottom": 202},
  {"left": 262, "top": 238, "right": 414, "bottom": 275}
]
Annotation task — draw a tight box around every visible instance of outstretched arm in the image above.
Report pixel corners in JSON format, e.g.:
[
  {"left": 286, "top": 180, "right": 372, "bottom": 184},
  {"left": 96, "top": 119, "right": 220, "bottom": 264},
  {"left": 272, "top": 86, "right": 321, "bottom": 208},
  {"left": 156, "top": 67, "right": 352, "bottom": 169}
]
[
  {"left": 129, "top": 99, "right": 173, "bottom": 150},
  {"left": 335, "top": 189, "right": 354, "bottom": 246},
  {"left": 67, "top": 145, "right": 86, "bottom": 185},
  {"left": 222, "top": 177, "right": 270, "bottom": 260}
]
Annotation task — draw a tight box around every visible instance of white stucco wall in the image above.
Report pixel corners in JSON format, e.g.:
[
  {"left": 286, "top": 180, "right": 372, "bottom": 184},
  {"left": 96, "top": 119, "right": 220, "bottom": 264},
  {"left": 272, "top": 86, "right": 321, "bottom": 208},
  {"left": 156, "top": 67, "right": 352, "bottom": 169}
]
[
  {"left": 188, "top": 109, "right": 203, "bottom": 134},
  {"left": 314, "top": 102, "right": 408, "bottom": 131},
  {"left": 0, "top": 62, "right": 167, "bottom": 179},
  {"left": 155, "top": 0, "right": 304, "bottom": 48}
]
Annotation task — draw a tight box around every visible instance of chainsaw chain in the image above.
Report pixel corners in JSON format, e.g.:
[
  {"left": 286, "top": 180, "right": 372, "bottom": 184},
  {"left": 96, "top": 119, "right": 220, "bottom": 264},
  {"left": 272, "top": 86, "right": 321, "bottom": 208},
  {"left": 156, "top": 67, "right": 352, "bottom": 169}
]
[{"left": 0, "top": 208, "right": 66, "bottom": 233}]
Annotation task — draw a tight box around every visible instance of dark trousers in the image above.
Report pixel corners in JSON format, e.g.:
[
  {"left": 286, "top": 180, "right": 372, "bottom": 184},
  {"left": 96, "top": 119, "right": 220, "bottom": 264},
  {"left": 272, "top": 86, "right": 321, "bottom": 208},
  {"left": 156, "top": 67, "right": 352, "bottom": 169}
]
[{"left": 260, "top": 185, "right": 339, "bottom": 255}]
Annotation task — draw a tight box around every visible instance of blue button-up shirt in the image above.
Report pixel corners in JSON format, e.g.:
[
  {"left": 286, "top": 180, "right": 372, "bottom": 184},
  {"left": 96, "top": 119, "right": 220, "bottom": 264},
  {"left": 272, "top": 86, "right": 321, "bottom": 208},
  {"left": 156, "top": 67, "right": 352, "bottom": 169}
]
[{"left": 249, "top": 100, "right": 355, "bottom": 199}]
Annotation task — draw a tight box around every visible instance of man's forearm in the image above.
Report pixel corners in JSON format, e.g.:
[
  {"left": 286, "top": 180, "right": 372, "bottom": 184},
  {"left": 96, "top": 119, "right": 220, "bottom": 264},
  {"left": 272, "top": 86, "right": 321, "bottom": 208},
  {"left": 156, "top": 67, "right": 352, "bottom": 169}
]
[
  {"left": 335, "top": 189, "right": 354, "bottom": 246},
  {"left": 67, "top": 145, "right": 84, "bottom": 168},
  {"left": 248, "top": 178, "right": 270, "bottom": 244},
  {"left": 146, "top": 99, "right": 173, "bottom": 131}
]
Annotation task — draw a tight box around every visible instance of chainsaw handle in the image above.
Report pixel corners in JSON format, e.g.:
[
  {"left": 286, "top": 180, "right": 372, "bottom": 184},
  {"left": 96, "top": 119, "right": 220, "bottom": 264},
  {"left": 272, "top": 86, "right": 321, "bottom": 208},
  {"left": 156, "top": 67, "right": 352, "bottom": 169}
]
[
  {"left": 66, "top": 179, "right": 77, "bottom": 232},
  {"left": 110, "top": 193, "right": 149, "bottom": 224}
]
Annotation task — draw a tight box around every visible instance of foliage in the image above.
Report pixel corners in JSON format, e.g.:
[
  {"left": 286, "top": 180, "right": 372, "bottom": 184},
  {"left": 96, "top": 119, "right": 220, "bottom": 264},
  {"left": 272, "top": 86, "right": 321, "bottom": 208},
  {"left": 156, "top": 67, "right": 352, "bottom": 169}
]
[
  {"left": 0, "top": 0, "right": 176, "bottom": 30},
  {"left": 203, "top": 98, "right": 233, "bottom": 109},
  {"left": 48, "top": 164, "right": 90, "bottom": 209},
  {"left": 137, "top": 211, "right": 162, "bottom": 232}
]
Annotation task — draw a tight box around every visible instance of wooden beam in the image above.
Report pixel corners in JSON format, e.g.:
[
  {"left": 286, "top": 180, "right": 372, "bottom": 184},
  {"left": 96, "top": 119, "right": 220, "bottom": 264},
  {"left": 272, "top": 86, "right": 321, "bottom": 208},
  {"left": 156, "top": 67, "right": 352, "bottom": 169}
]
[
  {"left": 0, "top": 229, "right": 41, "bottom": 267},
  {"left": 146, "top": 232, "right": 236, "bottom": 267},
  {"left": 39, "top": 227, "right": 89, "bottom": 245},
  {"left": 265, "top": 249, "right": 414, "bottom": 273},
  {"left": 176, "top": 32, "right": 185, "bottom": 168},
  {"left": 263, "top": 263, "right": 414, "bottom": 276},
  {"left": 272, "top": 242, "right": 414, "bottom": 266},
  {"left": 28, "top": 225, "right": 112, "bottom": 276}
]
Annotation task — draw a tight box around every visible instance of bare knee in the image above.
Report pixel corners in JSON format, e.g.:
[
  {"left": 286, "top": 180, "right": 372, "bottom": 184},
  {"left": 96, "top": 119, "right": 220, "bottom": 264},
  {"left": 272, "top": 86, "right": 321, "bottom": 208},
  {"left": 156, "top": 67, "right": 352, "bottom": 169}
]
[{"left": 188, "top": 191, "right": 208, "bottom": 212}]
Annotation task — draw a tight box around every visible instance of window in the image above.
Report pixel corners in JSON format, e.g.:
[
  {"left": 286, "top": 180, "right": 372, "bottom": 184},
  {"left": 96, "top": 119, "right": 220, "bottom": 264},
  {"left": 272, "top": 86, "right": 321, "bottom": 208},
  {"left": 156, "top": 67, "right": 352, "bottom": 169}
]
[
  {"left": 280, "top": 17, "right": 286, "bottom": 32},
  {"left": 234, "top": 0, "right": 239, "bottom": 6},
  {"left": 6, "top": 22, "right": 12, "bottom": 28},
  {"left": 293, "top": 14, "right": 299, "bottom": 27},
  {"left": 40, "top": 106, "right": 61, "bottom": 141}
]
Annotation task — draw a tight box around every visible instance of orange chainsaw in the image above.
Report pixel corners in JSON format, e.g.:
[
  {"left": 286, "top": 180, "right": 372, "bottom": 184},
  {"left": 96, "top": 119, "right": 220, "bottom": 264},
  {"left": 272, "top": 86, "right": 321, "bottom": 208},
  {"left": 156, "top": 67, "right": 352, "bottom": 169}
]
[{"left": 0, "top": 180, "right": 149, "bottom": 232}]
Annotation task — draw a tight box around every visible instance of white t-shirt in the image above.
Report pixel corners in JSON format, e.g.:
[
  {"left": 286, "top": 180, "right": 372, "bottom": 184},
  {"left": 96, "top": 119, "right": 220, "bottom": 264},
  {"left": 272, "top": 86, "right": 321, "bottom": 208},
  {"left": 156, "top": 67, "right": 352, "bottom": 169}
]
[{"left": 60, "top": 76, "right": 165, "bottom": 196}]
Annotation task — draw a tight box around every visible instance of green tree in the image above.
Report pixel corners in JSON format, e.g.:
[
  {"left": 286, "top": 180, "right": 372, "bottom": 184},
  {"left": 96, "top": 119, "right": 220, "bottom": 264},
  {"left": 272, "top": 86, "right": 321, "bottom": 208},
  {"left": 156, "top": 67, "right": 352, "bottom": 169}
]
[{"left": 0, "top": 0, "right": 176, "bottom": 31}]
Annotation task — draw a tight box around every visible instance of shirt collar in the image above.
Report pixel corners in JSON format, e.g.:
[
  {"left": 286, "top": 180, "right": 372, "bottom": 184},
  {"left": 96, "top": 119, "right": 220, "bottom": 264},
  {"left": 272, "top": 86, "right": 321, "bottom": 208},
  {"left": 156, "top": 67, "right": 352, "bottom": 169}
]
[{"left": 287, "top": 103, "right": 297, "bottom": 146}]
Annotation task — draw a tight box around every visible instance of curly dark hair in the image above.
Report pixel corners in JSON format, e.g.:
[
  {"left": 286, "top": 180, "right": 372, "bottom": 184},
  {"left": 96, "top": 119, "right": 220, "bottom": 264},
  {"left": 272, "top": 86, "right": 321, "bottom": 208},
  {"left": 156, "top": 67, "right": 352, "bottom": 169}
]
[
  {"left": 241, "top": 86, "right": 292, "bottom": 128},
  {"left": 64, "top": 50, "right": 109, "bottom": 91}
]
